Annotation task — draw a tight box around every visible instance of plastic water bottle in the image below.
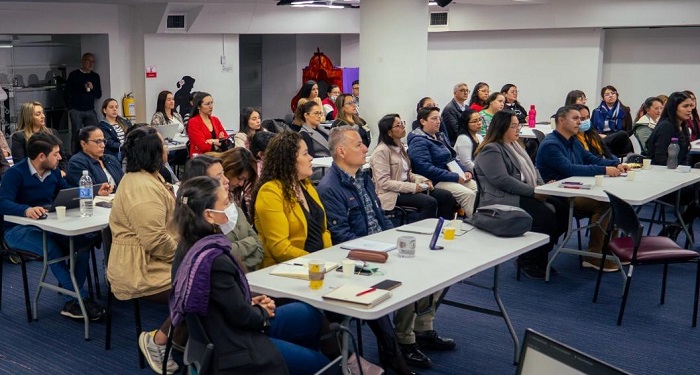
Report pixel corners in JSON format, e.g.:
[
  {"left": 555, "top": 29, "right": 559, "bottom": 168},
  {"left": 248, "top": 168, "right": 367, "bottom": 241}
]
[
  {"left": 79, "top": 170, "right": 94, "bottom": 217},
  {"left": 667, "top": 138, "right": 680, "bottom": 169},
  {"left": 528, "top": 105, "right": 537, "bottom": 128}
]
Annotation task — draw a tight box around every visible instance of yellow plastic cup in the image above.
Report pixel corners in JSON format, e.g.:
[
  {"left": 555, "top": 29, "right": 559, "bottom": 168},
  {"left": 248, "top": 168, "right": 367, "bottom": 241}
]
[
  {"left": 444, "top": 226, "right": 456, "bottom": 240},
  {"left": 308, "top": 260, "right": 325, "bottom": 290}
]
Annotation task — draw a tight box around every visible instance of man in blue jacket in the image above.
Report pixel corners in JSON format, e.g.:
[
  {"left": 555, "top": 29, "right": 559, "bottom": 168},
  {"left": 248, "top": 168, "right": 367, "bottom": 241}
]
[
  {"left": 536, "top": 106, "right": 629, "bottom": 272},
  {"left": 318, "top": 126, "right": 455, "bottom": 370},
  {"left": 0, "top": 132, "right": 109, "bottom": 320}
]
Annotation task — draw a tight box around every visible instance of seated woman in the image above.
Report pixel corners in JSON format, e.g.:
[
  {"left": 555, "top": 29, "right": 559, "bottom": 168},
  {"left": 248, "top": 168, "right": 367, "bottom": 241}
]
[
  {"left": 474, "top": 111, "right": 568, "bottom": 278},
  {"left": 296, "top": 80, "right": 325, "bottom": 122},
  {"left": 151, "top": 90, "right": 188, "bottom": 167},
  {"left": 479, "top": 92, "right": 505, "bottom": 131},
  {"left": 564, "top": 90, "right": 587, "bottom": 106},
  {"left": 411, "top": 97, "right": 438, "bottom": 130},
  {"left": 188, "top": 92, "right": 229, "bottom": 156},
  {"left": 66, "top": 126, "right": 123, "bottom": 189},
  {"left": 408, "top": 106, "right": 478, "bottom": 218},
  {"left": 12, "top": 101, "right": 67, "bottom": 174},
  {"left": 683, "top": 90, "right": 700, "bottom": 142},
  {"left": 370, "top": 113, "right": 456, "bottom": 221},
  {"left": 107, "top": 126, "right": 180, "bottom": 374},
  {"left": 234, "top": 107, "right": 267, "bottom": 149},
  {"left": 573, "top": 104, "right": 616, "bottom": 160},
  {"left": 97, "top": 98, "right": 131, "bottom": 161},
  {"left": 501, "top": 84, "right": 528, "bottom": 123},
  {"left": 468, "top": 82, "right": 489, "bottom": 112},
  {"left": 591, "top": 85, "right": 633, "bottom": 157},
  {"left": 296, "top": 101, "right": 330, "bottom": 159},
  {"left": 633, "top": 97, "right": 664, "bottom": 154},
  {"left": 214, "top": 147, "right": 258, "bottom": 223},
  {"left": 171, "top": 176, "right": 329, "bottom": 375},
  {"left": 181, "top": 155, "right": 264, "bottom": 270},
  {"left": 250, "top": 130, "right": 276, "bottom": 176},
  {"left": 454, "top": 108, "right": 483, "bottom": 170},
  {"left": 331, "top": 93, "right": 371, "bottom": 147},
  {"left": 252, "top": 131, "right": 415, "bottom": 375},
  {"left": 321, "top": 85, "right": 340, "bottom": 120},
  {"left": 646, "top": 92, "right": 698, "bottom": 239}
]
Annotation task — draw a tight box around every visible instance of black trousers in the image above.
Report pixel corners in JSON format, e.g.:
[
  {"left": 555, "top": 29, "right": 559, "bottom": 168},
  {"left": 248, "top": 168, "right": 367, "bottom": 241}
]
[
  {"left": 518, "top": 195, "right": 568, "bottom": 267},
  {"left": 394, "top": 188, "right": 457, "bottom": 221}
]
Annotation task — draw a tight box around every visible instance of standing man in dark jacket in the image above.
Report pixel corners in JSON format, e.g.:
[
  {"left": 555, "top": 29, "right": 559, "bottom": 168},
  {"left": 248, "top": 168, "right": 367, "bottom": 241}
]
[
  {"left": 441, "top": 82, "right": 469, "bottom": 145},
  {"left": 318, "top": 126, "right": 456, "bottom": 371},
  {"left": 66, "top": 53, "right": 102, "bottom": 151}
]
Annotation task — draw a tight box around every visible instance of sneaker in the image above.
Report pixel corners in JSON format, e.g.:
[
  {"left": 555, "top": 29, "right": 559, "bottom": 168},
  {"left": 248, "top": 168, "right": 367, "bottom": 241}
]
[
  {"left": 60, "top": 298, "right": 106, "bottom": 321},
  {"left": 582, "top": 258, "right": 619, "bottom": 272},
  {"left": 139, "top": 330, "right": 179, "bottom": 375}
]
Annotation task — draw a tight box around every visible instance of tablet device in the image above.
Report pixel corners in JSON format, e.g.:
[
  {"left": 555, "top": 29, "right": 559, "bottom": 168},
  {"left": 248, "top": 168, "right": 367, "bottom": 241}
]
[{"left": 429, "top": 217, "right": 444, "bottom": 250}]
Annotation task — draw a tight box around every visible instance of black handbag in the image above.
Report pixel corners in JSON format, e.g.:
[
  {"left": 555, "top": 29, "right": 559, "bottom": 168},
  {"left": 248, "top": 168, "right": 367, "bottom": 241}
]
[{"left": 469, "top": 204, "right": 532, "bottom": 237}]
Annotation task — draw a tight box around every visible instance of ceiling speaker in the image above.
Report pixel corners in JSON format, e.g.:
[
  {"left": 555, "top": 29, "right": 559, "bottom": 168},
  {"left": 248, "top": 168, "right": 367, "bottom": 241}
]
[{"left": 435, "top": 0, "right": 453, "bottom": 7}]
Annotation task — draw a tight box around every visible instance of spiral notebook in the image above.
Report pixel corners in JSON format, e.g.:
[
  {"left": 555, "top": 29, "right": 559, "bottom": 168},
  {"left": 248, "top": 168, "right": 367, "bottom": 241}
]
[{"left": 322, "top": 284, "right": 392, "bottom": 308}]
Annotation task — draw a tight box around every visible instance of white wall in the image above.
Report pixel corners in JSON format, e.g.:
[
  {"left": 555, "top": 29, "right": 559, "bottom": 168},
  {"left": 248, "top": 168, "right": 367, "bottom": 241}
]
[
  {"left": 602, "top": 27, "right": 700, "bottom": 113},
  {"left": 426, "top": 28, "right": 603, "bottom": 121},
  {"left": 144, "top": 34, "right": 240, "bottom": 130},
  {"left": 340, "top": 34, "right": 360, "bottom": 68}
]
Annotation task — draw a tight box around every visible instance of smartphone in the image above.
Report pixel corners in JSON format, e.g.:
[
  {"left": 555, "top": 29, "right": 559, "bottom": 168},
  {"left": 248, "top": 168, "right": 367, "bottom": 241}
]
[
  {"left": 336, "top": 266, "right": 373, "bottom": 276},
  {"left": 371, "top": 279, "right": 402, "bottom": 291}
]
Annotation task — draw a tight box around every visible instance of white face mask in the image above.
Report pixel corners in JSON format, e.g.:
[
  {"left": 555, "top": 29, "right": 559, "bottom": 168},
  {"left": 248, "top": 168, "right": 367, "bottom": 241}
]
[
  {"left": 210, "top": 202, "right": 239, "bottom": 235},
  {"left": 330, "top": 95, "right": 338, "bottom": 102}
]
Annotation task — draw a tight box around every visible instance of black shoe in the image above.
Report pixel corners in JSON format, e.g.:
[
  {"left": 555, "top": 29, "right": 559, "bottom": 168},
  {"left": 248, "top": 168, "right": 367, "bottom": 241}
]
[
  {"left": 414, "top": 330, "right": 456, "bottom": 351},
  {"left": 60, "top": 298, "right": 105, "bottom": 321},
  {"left": 399, "top": 343, "right": 432, "bottom": 369},
  {"left": 379, "top": 352, "right": 418, "bottom": 375},
  {"left": 519, "top": 264, "right": 546, "bottom": 280}
]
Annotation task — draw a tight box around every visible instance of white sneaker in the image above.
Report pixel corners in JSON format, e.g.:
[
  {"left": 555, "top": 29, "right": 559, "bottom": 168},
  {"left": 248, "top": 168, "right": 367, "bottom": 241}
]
[{"left": 138, "top": 330, "right": 179, "bottom": 375}]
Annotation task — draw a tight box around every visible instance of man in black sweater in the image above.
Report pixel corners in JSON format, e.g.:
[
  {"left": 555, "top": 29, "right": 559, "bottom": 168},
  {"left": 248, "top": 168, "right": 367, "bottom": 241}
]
[{"left": 66, "top": 53, "right": 102, "bottom": 152}]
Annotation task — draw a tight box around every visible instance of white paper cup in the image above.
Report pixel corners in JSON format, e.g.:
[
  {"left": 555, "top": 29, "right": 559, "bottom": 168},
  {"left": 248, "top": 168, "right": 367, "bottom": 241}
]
[
  {"left": 626, "top": 170, "right": 636, "bottom": 181},
  {"left": 594, "top": 175, "right": 604, "bottom": 186},
  {"left": 55, "top": 206, "right": 66, "bottom": 220},
  {"left": 642, "top": 159, "right": 651, "bottom": 169},
  {"left": 342, "top": 259, "right": 355, "bottom": 278}
]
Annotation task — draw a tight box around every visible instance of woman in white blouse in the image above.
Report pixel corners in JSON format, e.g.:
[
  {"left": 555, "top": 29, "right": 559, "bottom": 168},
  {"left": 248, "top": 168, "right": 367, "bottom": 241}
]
[
  {"left": 150, "top": 90, "right": 184, "bottom": 133},
  {"left": 454, "top": 108, "right": 483, "bottom": 170}
]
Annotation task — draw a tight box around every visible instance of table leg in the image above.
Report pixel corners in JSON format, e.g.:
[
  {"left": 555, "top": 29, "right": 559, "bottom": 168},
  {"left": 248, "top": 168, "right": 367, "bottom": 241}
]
[
  {"left": 341, "top": 316, "right": 351, "bottom": 375},
  {"left": 32, "top": 231, "right": 50, "bottom": 321},
  {"left": 546, "top": 199, "right": 575, "bottom": 282},
  {"left": 674, "top": 189, "right": 694, "bottom": 249},
  {"left": 68, "top": 238, "right": 90, "bottom": 341},
  {"left": 491, "top": 265, "right": 520, "bottom": 365}
]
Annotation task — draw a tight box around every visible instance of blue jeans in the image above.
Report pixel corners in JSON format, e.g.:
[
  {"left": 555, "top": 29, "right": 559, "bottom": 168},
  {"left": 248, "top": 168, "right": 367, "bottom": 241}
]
[
  {"left": 4, "top": 225, "right": 90, "bottom": 302},
  {"left": 267, "top": 302, "right": 330, "bottom": 375}
]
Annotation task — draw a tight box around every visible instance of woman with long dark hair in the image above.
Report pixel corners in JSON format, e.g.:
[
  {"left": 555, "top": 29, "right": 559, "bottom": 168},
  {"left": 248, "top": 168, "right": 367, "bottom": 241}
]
[
  {"left": 454, "top": 108, "right": 483, "bottom": 169},
  {"left": 170, "top": 176, "right": 329, "bottom": 375},
  {"left": 501, "top": 84, "right": 528, "bottom": 123},
  {"left": 632, "top": 97, "right": 664, "bottom": 154},
  {"left": 234, "top": 107, "right": 266, "bottom": 149},
  {"left": 474, "top": 111, "right": 567, "bottom": 278},
  {"left": 187, "top": 92, "right": 229, "bottom": 155},
  {"left": 370, "top": 113, "right": 456, "bottom": 220},
  {"left": 682, "top": 90, "right": 700, "bottom": 141},
  {"left": 468, "top": 82, "right": 489, "bottom": 112},
  {"left": 332, "top": 93, "right": 370, "bottom": 147},
  {"left": 97, "top": 98, "right": 131, "bottom": 160},
  {"left": 479, "top": 92, "right": 505, "bottom": 131},
  {"left": 150, "top": 90, "right": 184, "bottom": 132},
  {"left": 564, "top": 90, "right": 587, "bottom": 106}
]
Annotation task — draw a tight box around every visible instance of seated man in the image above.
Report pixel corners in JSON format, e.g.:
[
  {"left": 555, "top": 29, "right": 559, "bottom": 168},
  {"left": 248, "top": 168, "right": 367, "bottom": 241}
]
[
  {"left": 0, "top": 132, "right": 110, "bottom": 320},
  {"left": 536, "top": 106, "right": 629, "bottom": 272},
  {"left": 317, "top": 126, "right": 455, "bottom": 371}
]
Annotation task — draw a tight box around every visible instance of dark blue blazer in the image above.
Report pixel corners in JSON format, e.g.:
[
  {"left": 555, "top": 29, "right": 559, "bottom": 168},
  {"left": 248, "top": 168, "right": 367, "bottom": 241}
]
[{"left": 66, "top": 151, "right": 124, "bottom": 189}]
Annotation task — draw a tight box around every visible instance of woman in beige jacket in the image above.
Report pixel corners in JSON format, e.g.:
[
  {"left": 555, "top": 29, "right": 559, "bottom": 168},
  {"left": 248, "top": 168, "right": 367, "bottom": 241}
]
[
  {"left": 107, "top": 126, "right": 180, "bottom": 374},
  {"left": 369, "top": 114, "right": 456, "bottom": 221}
]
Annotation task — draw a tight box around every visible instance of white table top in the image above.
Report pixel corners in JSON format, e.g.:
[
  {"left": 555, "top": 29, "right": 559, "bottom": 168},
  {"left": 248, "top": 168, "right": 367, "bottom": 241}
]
[
  {"left": 519, "top": 124, "right": 553, "bottom": 139},
  {"left": 534, "top": 166, "right": 700, "bottom": 205},
  {"left": 5, "top": 207, "right": 110, "bottom": 236},
  {"left": 165, "top": 134, "right": 189, "bottom": 152},
  {"left": 247, "top": 219, "right": 548, "bottom": 320}
]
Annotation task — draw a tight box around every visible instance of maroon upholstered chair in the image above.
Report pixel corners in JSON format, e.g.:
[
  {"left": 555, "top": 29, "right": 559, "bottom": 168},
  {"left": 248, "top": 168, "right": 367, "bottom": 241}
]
[{"left": 593, "top": 191, "right": 700, "bottom": 326}]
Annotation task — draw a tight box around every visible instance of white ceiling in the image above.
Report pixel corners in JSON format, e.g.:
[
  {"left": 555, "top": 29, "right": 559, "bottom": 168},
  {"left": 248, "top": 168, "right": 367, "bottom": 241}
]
[{"left": 0, "top": 0, "right": 545, "bottom": 4}]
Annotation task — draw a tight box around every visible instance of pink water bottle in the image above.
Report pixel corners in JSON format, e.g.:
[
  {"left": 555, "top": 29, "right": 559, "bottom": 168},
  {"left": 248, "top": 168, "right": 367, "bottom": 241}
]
[{"left": 528, "top": 105, "right": 537, "bottom": 128}]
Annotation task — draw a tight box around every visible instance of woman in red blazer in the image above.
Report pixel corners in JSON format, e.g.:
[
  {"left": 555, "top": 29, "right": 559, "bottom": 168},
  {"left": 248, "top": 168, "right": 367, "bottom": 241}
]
[{"left": 187, "top": 92, "right": 228, "bottom": 155}]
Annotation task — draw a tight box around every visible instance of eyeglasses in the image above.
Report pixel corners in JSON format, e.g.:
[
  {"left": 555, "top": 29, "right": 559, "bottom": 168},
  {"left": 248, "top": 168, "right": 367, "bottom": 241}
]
[
  {"left": 307, "top": 111, "right": 324, "bottom": 116},
  {"left": 202, "top": 101, "right": 214, "bottom": 106},
  {"left": 87, "top": 139, "right": 106, "bottom": 145},
  {"left": 510, "top": 124, "right": 523, "bottom": 131},
  {"left": 604, "top": 92, "right": 618, "bottom": 98},
  {"left": 457, "top": 89, "right": 470, "bottom": 94},
  {"left": 344, "top": 101, "right": 357, "bottom": 106},
  {"left": 392, "top": 121, "right": 406, "bottom": 129},
  {"left": 478, "top": 89, "right": 489, "bottom": 93}
]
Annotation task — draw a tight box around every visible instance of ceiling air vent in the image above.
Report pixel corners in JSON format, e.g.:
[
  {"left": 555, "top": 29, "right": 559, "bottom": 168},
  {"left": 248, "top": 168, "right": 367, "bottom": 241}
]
[
  {"left": 166, "top": 15, "right": 186, "bottom": 31},
  {"left": 430, "top": 12, "right": 448, "bottom": 27}
]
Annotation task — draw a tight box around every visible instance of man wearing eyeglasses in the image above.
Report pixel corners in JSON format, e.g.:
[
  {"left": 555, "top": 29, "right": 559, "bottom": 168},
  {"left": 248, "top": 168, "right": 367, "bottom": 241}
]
[{"left": 441, "top": 82, "right": 470, "bottom": 145}]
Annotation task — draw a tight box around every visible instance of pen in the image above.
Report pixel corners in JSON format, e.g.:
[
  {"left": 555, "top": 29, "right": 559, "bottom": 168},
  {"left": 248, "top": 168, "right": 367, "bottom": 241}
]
[
  {"left": 561, "top": 181, "right": 583, "bottom": 185},
  {"left": 356, "top": 287, "right": 376, "bottom": 297}
]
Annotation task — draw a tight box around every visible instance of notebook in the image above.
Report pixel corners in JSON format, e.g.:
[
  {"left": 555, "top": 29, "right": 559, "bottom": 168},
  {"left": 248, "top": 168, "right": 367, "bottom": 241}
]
[
  {"left": 322, "top": 284, "right": 392, "bottom": 308},
  {"left": 339, "top": 239, "right": 396, "bottom": 252},
  {"left": 269, "top": 260, "right": 339, "bottom": 280}
]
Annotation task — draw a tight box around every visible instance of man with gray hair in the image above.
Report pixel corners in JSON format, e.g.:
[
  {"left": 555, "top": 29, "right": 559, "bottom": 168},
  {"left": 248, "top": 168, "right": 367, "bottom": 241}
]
[
  {"left": 441, "top": 82, "right": 470, "bottom": 145},
  {"left": 318, "top": 126, "right": 456, "bottom": 371}
]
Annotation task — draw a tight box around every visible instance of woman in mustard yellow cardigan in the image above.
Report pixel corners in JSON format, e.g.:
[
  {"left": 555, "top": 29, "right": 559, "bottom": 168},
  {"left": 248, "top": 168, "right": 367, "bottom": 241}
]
[{"left": 252, "top": 131, "right": 331, "bottom": 269}]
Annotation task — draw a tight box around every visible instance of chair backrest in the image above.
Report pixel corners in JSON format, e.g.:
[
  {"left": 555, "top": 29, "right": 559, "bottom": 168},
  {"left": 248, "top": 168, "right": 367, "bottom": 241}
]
[
  {"left": 101, "top": 226, "right": 113, "bottom": 268},
  {"left": 531, "top": 129, "right": 545, "bottom": 144},
  {"left": 184, "top": 313, "right": 214, "bottom": 375},
  {"left": 629, "top": 134, "right": 642, "bottom": 155},
  {"left": 604, "top": 191, "right": 643, "bottom": 243}
]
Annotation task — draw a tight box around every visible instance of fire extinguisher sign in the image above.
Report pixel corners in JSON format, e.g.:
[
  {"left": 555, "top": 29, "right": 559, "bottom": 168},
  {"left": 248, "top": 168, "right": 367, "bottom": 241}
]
[{"left": 146, "top": 66, "right": 157, "bottom": 78}]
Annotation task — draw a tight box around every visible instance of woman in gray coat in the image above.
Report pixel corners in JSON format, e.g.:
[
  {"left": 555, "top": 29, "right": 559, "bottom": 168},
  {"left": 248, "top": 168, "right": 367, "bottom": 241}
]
[{"left": 474, "top": 111, "right": 567, "bottom": 279}]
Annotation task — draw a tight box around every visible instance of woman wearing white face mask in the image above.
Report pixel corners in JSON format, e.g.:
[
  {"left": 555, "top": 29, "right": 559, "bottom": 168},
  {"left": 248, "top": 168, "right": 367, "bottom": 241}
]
[
  {"left": 322, "top": 85, "right": 340, "bottom": 120},
  {"left": 573, "top": 104, "right": 616, "bottom": 160},
  {"left": 181, "top": 155, "right": 264, "bottom": 270}
]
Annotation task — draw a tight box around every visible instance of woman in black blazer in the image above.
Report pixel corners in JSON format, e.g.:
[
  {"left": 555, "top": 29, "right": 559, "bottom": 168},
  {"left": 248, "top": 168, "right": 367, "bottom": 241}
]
[
  {"left": 170, "top": 176, "right": 330, "bottom": 375},
  {"left": 11, "top": 101, "right": 67, "bottom": 173}
]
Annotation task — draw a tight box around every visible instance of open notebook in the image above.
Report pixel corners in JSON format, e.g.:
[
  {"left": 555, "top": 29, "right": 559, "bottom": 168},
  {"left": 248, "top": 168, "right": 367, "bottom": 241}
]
[
  {"left": 270, "top": 260, "right": 339, "bottom": 280},
  {"left": 322, "top": 284, "right": 392, "bottom": 309},
  {"left": 339, "top": 239, "right": 396, "bottom": 252}
]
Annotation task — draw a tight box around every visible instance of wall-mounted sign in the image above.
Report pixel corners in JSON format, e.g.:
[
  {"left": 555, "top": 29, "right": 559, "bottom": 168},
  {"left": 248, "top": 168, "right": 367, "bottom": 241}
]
[{"left": 146, "top": 66, "right": 157, "bottom": 78}]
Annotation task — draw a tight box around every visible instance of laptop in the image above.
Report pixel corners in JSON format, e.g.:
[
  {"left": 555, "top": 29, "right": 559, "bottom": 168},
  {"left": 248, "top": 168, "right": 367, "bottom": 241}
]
[
  {"left": 45, "top": 185, "right": 103, "bottom": 212},
  {"left": 156, "top": 123, "right": 180, "bottom": 141},
  {"left": 517, "top": 329, "right": 631, "bottom": 375}
]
